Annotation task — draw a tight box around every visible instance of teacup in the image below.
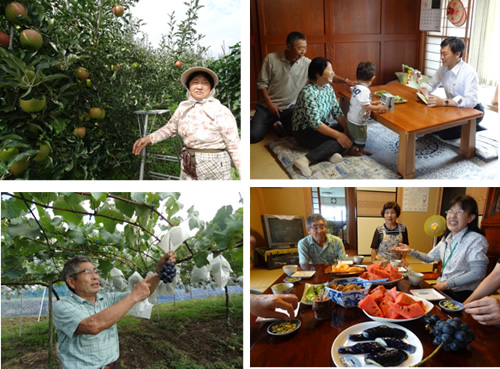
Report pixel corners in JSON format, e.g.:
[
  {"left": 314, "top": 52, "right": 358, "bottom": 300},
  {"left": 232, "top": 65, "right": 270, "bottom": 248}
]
[
  {"left": 408, "top": 272, "right": 424, "bottom": 286},
  {"left": 282, "top": 265, "right": 298, "bottom": 276},
  {"left": 390, "top": 259, "right": 401, "bottom": 268},
  {"left": 353, "top": 256, "right": 364, "bottom": 265}
]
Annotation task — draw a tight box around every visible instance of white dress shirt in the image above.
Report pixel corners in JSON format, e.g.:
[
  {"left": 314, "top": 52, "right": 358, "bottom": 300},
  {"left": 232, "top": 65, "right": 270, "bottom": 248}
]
[{"left": 420, "top": 59, "right": 479, "bottom": 108}]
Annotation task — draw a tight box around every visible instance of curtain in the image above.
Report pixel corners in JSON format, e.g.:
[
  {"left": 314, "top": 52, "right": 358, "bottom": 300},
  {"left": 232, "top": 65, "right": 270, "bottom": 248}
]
[{"left": 469, "top": 0, "right": 500, "bottom": 85}]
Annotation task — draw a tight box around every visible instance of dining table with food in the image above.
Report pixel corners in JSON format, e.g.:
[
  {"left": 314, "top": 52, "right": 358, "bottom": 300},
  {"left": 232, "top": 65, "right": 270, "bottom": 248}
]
[{"left": 250, "top": 260, "right": 500, "bottom": 367}]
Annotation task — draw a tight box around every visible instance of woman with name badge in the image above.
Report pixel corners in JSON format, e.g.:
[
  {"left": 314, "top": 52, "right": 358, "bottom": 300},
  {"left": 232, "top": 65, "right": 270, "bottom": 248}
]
[{"left": 392, "top": 195, "right": 489, "bottom": 303}]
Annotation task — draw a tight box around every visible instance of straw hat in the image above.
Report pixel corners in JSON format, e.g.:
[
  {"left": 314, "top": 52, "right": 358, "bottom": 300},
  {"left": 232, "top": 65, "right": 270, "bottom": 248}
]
[{"left": 180, "top": 67, "right": 219, "bottom": 89}]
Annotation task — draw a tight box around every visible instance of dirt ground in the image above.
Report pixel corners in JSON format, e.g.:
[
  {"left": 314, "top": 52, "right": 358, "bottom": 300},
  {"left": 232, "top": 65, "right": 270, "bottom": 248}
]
[{"left": 2, "top": 315, "right": 243, "bottom": 369}]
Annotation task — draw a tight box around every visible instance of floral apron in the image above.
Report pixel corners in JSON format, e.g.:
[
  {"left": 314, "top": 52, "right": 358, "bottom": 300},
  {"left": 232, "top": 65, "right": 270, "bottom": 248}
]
[{"left": 377, "top": 225, "right": 403, "bottom": 261}]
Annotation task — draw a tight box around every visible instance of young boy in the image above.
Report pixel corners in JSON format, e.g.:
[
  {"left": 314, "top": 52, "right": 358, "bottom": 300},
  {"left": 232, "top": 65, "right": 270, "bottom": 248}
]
[{"left": 347, "top": 61, "right": 387, "bottom": 156}]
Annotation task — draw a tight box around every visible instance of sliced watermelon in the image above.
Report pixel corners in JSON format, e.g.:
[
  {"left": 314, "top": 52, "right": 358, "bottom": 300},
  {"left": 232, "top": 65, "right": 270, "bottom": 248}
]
[
  {"left": 396, "top": 292, "right": 417, "bottom": 306},
  {"left": 393, "top": 272, "right": 404, "bottom": 280},
  {"left": 416, "top": 300, "right": 427, "bottom": 313},
  {"left": 371, "top": 267, "right": 391, "bottom": 279},
  {"left": 385, "top": 305, "right": 403, "bottom": 319},
  {"left": 379, "top": 295, "right": 394, "bottom": 317},
  {"left": 389, "top": 301, "right": 425, "bottom": 319},
  {"left": 358, "top": 294, "right": 383, "bottom": 317},
  {"left": 386, "top": 287, "right": 397, "bottom": 302},
  {"left": 370, "top": 285, "right": 387, "bottom": 295},
  {"left": 370, "top": 288, "right": 385, "bottom": 303},
  {"left": 367, "top": 262, "right": 383, "bottom": 273}
]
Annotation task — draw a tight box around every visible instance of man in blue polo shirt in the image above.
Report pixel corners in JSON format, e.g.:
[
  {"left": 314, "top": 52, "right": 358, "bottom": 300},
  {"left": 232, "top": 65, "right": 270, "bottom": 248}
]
[
  {"left": 54, "top": 252, "right": 175, "bottom": 369},
  {"left": 298, "top": 213, "right": 346, "bottom": 265}
]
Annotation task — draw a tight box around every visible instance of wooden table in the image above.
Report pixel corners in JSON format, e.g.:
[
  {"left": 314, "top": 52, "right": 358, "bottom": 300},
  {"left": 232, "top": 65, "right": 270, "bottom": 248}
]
[
  {"left": 337, "top": 84, "right": 483, "bottom": 179},
  {"left": 250, "top": 264, "right": 500, "bottom": 367}
]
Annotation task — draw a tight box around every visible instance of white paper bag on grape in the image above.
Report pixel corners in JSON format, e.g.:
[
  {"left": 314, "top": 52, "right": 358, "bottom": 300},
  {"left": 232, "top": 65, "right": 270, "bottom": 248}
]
[
  {"left": 110, "top": 267, "right": 129, "bottom": 291},
  {"left": 128, "top": 298, "right": 154, "bottom": 319},
  {"left": 158, "top": 225, "right": 189, "bottom": 253},
  {"left": 210, "top": 255, "right": 233, "bottom": 289},
  {"left": 127, "top": 271, "right": 143, "bottom": 289}
]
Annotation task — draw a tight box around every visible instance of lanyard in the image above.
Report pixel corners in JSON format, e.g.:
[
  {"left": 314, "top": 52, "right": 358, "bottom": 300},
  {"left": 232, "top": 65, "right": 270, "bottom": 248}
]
[{"left": 441, "top": 239, "right": 460, "bottom": 273}]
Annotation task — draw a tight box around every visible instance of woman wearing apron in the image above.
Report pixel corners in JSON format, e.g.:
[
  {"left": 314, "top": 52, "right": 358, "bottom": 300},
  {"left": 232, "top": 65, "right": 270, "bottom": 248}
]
[{"left": 370, "top": 201, "right": 409, "bottom": 267}]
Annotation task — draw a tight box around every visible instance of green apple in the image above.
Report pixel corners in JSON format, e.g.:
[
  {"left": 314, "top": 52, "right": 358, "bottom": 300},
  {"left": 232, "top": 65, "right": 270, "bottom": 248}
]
[{"left": 0, "top": 147, "right": 19, "bottom": 162}]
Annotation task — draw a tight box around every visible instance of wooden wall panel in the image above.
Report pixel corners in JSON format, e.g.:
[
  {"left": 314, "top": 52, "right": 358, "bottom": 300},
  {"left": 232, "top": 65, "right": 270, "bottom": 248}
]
[
  {"left": 332, "top": 0, "right": 381, "bottom": 35},
  {"left": 332, "top": 42, "right": 381, "bottom": 85},
  {"left": 382, "top": 40, "right": 418, "bottom": 83},
  {"left": 250, "top": 0, "right": 260, "bottom": 110},
  {"left": 356, "top": 191, "right": 396, "bottom": 217},
  {"left": 382, "top": 0, "right": 419, "bottom": 34}
]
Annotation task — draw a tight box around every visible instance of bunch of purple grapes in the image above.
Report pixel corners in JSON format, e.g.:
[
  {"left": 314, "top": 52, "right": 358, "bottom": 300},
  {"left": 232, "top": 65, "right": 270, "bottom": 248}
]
[
  {"left": 159, "top": 261, "right": 176, "bottom": 283},
  {"left": 424, "top": 315, "right": 475, "bottom": 352}
]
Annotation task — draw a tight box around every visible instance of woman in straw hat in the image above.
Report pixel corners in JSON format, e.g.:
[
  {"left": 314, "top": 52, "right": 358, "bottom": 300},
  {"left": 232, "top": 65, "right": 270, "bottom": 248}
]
[{"left": 132, "top": 67, "right": 240, "bottom": 180}]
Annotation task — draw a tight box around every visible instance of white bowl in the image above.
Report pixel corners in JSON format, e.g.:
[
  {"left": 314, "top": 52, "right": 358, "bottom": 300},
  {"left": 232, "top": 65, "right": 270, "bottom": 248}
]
[
  {"left": 353, "top": 256, "right": 364, "bottom": 265},
  {"left": 390, "top": 259, "right": 401, "bottom": 267},
  {"left": 282, "top": 265, "right": 298, "bottom": 276},
  {"left": 408, "top": 272, "right": 424, "bottom": 286},
  {"left": 271, "top": 282, "right": 294, "bottom": 294}
]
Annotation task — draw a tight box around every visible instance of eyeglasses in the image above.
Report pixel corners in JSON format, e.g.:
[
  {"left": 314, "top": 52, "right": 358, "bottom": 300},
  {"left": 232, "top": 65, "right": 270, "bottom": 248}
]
[
  {"left": 72, "top": 268, "right": 100, "bottom": 277},
  {"left": 445, "top": 209, "right": 465, "bottom": 215}
]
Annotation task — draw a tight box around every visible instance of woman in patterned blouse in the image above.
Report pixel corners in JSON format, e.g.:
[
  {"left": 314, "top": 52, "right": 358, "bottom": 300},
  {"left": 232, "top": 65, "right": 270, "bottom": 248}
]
[
  {"left": 132, "top": 67, "right": 240, "bottom": 180},
  {"left": 292, "top": 57, "right": 354, "bottom": 177}
]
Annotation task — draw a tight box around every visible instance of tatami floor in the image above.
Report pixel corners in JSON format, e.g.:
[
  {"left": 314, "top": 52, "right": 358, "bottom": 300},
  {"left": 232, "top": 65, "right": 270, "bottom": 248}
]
[
  {"left": 250, "top": 129, "right": 288, "bottom": 179},
  {"left": 250, "top": 255, "right": 436, "bottom": 293}
]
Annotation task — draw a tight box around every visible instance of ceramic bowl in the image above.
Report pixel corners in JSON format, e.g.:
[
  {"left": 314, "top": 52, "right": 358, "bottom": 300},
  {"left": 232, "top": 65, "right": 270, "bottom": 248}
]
[
  {"left": 271, "top": 282, "right": 294, "bottom": 294},
  {"left": 325, "top": 277, "right": 372, "bottom": 308},
  {"left": 353, "top": 256, "right": 364, "bottom": 265},
  {"left": 390, "top": 259, "right": 401, "bottom": 267},
  {"left": 282, "top": 264, "right": 298, "bottom": 276},
  {"left": 408, "top": 272, "right": 424, "bottom": 286}
]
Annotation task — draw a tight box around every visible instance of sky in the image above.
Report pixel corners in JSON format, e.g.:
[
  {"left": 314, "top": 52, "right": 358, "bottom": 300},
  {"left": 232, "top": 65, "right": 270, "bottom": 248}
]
[{"left": 130, "top": 0, "right": 241, "bottom": 58}]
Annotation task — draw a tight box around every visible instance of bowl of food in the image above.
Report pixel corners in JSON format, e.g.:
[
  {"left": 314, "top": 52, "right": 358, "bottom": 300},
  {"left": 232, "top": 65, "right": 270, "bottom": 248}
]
[
  {"left": 271, "top": 282, "right": 294, "bottom": 295},
  {"left": 282, "top": 265, "right": 298, "bottom": 276},
  {"left": 283, "top": 276, "right": 301, "bottom": 284},
  {"left": 439, "top": 299, "right": 464, "bottom": 313},
  {"left": 408, "top": 272, "right": 424, "bottom": 286},
  {"left": 325, "top": 277, "right": 372, "bottom": 308},
  {"left": 267, "top": 319, "right": 301, "bottom": 336}
]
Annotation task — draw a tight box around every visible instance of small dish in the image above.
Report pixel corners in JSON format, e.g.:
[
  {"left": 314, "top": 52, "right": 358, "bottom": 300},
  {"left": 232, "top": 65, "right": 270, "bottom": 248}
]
[
  {"left": 283, "top": 276, "right": 301, "bottom": 284},
  {"left": 267, "top": 319, "right": 301, "bottom": 336},
  {"left": 439, "top": 299, "right": 464, "bottom": 313}
]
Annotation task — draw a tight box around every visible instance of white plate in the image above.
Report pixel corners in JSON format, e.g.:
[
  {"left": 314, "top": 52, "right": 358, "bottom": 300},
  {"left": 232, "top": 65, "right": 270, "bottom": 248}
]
[
  {"left": 362, "top": 293, "right": 434, "bottom": 323},
  {"left": 300, "top": 283, "right": 326, "bottom": 305},
  {"left": 331, "top": 321, "right": 423, "bottom": 367},
  {"left": 410, "top": 288, "right": 445, "bottom": 301},
  {"left": 291, "top": 270, "right": 316, "bottom": 279}
]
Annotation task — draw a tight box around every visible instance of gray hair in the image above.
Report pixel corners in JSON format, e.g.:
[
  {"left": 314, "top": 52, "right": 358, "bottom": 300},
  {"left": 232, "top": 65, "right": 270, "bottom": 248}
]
[
  {"left": 62, "top": 255, "right": 94, "bottom": 293},
  {"left": 306, "top": 213, "right": 326, "bottom": 228}
]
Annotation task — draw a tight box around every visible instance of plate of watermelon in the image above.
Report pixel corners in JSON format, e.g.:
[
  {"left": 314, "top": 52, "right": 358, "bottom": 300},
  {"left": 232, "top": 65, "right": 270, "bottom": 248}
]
[
  {"left": 359, "top": 262, "right": 404, "bottom": 288},
  {"left": 358, "top": 285, "right": 433, "bottom": 322}
]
